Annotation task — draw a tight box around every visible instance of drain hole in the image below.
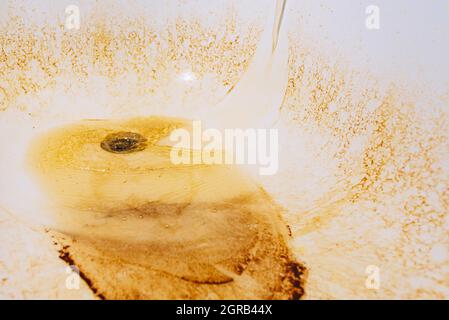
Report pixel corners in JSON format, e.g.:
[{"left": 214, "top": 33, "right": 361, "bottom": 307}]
[{"left": 101, "top": 132, "right": 147, "bottom": 154}]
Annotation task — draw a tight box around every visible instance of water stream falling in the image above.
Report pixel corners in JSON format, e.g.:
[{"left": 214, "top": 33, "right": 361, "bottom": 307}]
[{"left": 202, "top": 0, "right": 288, "bottom": 130}]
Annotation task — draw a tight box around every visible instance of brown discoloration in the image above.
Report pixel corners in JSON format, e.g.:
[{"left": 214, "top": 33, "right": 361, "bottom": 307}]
[
  {"left": 285, "top": 262, "right": 307, "bottom": 300},
  {"left": 29, "top": 116, "right": 306, "bottom": 300},
  {"left": 55, "top": 243, "right": 106, "bottom": 300}
]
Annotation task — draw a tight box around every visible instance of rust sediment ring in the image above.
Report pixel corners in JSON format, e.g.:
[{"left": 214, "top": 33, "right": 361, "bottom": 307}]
[{"left": 100, "top": 132, "right": 148, "bottom": 154}]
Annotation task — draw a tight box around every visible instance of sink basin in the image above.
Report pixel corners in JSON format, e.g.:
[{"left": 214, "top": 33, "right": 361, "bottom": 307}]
[{"left": 0, "top": 0, "right": 448, "bottom": 300}]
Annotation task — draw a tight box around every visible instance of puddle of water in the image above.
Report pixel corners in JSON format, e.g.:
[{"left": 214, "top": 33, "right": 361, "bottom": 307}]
[{"left": 27, "top": 116, "right": 305, "bottom": 299}]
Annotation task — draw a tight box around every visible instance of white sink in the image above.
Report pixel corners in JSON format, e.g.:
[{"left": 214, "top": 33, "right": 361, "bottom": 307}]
[{"left": 0, "top": 0, "right": 448, "bottom": 300}]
